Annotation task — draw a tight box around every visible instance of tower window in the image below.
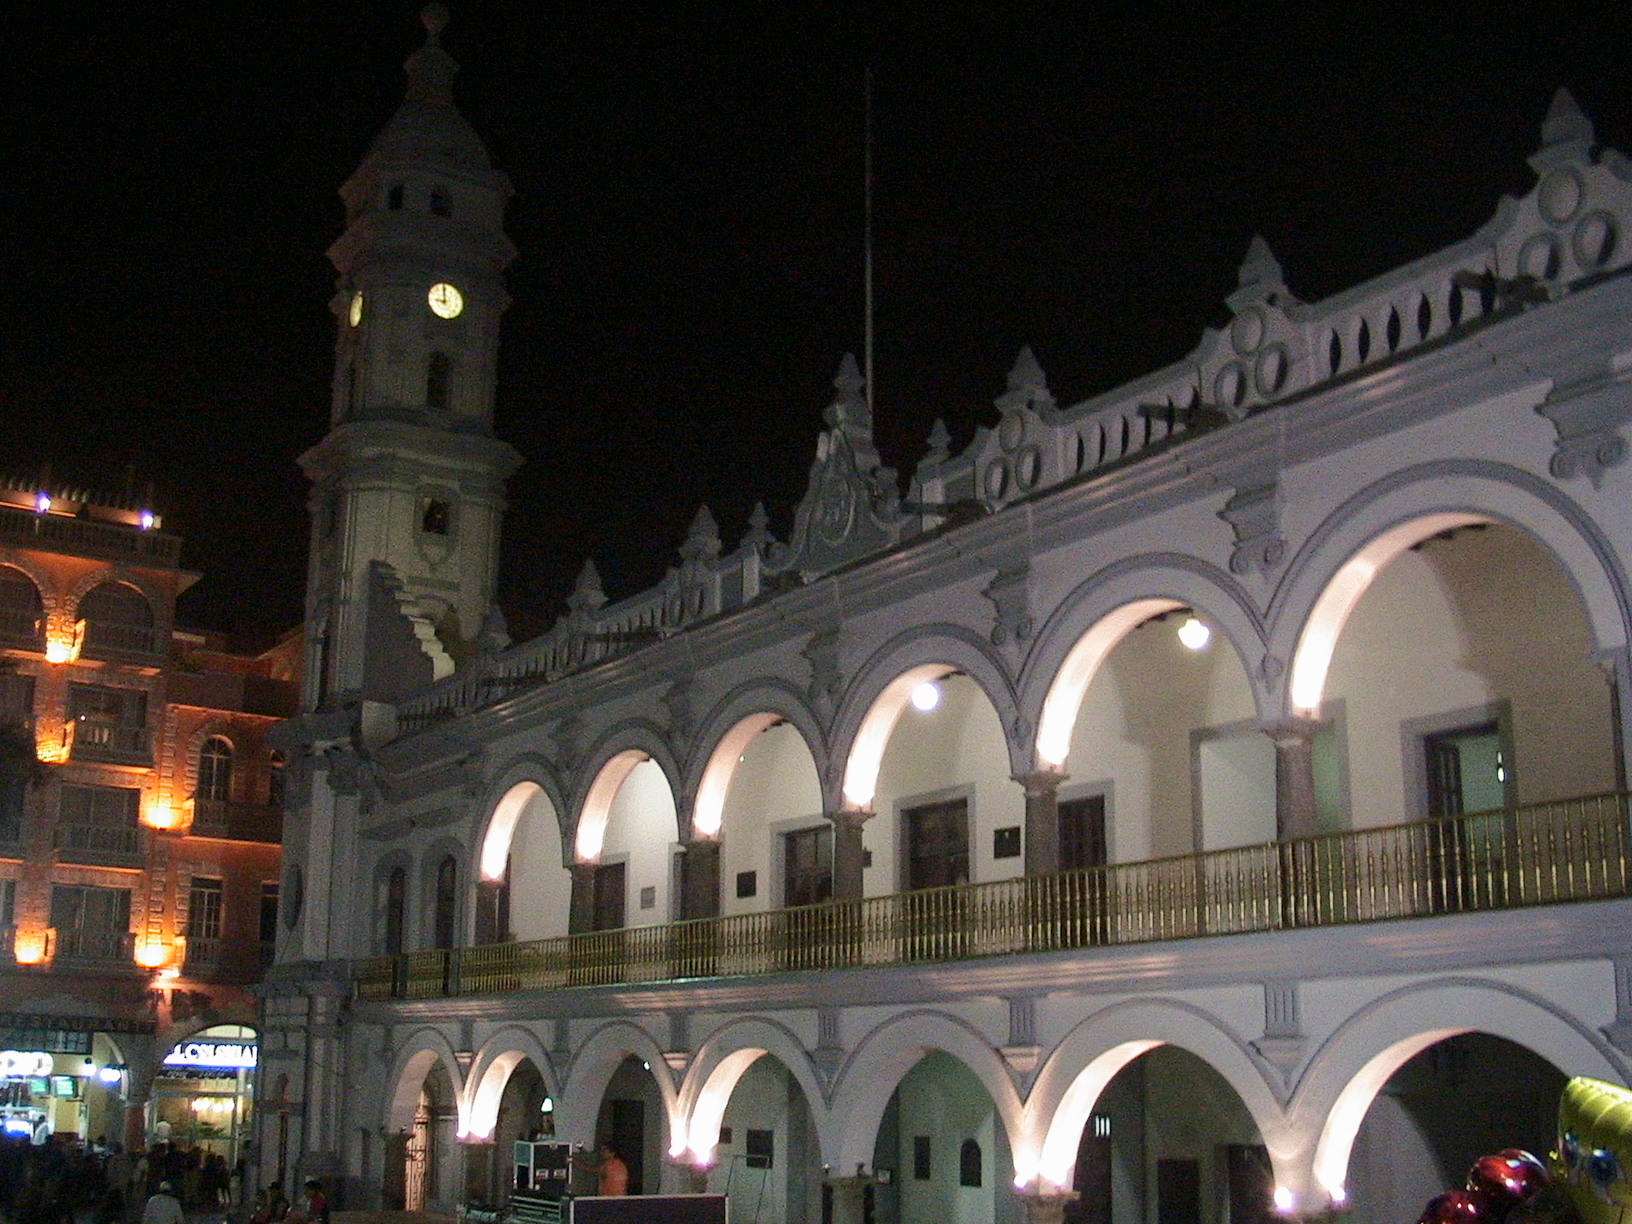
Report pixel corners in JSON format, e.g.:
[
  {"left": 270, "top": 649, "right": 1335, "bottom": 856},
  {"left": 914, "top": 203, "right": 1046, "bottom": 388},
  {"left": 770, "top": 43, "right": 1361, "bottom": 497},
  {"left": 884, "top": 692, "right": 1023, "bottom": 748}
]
[
  {"left": 387, "top": 183, "right": 404, "bottom": 210},
  {"left": 427, "top": 351, "right": 452, "bottom": 410},
  {"left": 429, "top": 188, "right": 451, "bottom": 217},
  {"left": 420, "top": 499, "right": 451, "bottom": 536}
]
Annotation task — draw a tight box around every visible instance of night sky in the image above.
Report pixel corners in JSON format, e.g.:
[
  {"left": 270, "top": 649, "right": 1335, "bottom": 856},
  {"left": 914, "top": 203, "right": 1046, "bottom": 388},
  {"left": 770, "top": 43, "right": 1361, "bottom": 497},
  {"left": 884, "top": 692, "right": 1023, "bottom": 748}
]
[{"left": 7, "top": 3, "right": 1631, "bottom": 643}]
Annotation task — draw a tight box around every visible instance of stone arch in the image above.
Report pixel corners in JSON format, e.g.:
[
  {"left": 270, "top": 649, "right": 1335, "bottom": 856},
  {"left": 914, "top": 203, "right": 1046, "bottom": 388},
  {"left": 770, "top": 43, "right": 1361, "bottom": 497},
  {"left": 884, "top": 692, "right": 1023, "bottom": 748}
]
[
  {"left": 0, "top": 556, "right": 52, "bottom": 631},
  {"left": 573, "top": 721, "right": 683, "bottom": 860},
  {"left": 66, "top": 568, "right": 163, "bottom": 624},
  {"left": 464, "top": 1026, "right": 559, "bottom": 1140},
  {"left": 687, "top": 681, "right": 826, "bottom": 838},
  {"left": 558, "top": 1020, "right": 678, "bottom": 1152},
  {"left": 827, "top": 1008, "right": 1024, "bottom": 1174},
  {"left": 1271, "top": 462, "right": 1631, "bottom": 719},
  {"left": 384, "top": 1027, "right": 468, "bottom": 1134},
  {"left": 831, "top": 625, "right": 1022, "bottom": 811},
  {"left": 678, "top": 1017, "right": 828, "bottom": 1160},
  {"left": 476, "top": 760, "right": 569, "bottom": 879},
  {"left": 1292, "top": 976, "right": 1629, "bottom": 1207},
  {"left": 1025, "top": 998, "right": 1282, "bottom": 1192},
  {"left": 1024, "top": 555, "right": 1267, "bottom": 772}
]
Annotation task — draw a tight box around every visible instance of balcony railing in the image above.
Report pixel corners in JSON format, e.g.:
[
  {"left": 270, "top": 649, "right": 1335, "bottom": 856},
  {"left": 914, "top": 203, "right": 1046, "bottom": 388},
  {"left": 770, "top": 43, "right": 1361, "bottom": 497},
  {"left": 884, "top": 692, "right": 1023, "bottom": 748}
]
[
  {"left": 0, "top": 503, "right": 182, "bottom": 566},
  {"left": 53, "top": 927, "right": 136, "bottom": 964},
  {"left": 54, "top": 822, "right": 146, "bottom": 867},
  {"left": 79, "top": 620, "right": 165, "bottom": 662},
  {"left": 189, "top": 799, "right": 283, "bottom": 843},
  {"left": 356, "top": 793, "right": 1632, "bottom": 1002},
  {"left": 70, "top": 721, "right": 152, "bottom": 764}
]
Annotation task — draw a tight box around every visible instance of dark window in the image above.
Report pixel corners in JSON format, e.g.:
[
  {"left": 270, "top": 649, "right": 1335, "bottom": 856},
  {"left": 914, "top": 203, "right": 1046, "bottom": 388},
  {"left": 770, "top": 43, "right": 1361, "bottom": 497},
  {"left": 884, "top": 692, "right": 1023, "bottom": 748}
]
[
  {"left": 385, "top": 867, "right": 407, "bottom": 955},
  {"left": 426, "top": 352, "right": 451, "bottom": 411},
  {"left": 959, "top": 1139, "right": 982, "bottom": 1187},
  {"left": 187, "top": 877, "right": 224, "bottom": 939},
  {"left": 0, "top": 567, "right": 43, "bottom": 646},
  {"left": 913, "top": 1136, "right": 932, "bottom": 1180},
  {"left": 783, "top": 825, "right": 832, "bottom": 906},
  {"left": 745, "top": 1129, "right": 773, "bottom": 1170},
  {"left": 50, "top": 884, "right": 131, "bottom": 958},
  {"left": 268, "top": 751, "right": 286, "bottom": 805},
  {"left": 420, "top": 498, "right": 451, "bottom": 535},
  {"left": 198, "top": 736, "right": 233, "bottom": 802},
  {"left": 68, "top": 683, "right": 148, "bottom": 756},
  {"left": 993, "top": 826, "right": 1021, "bottom": 859},
  {"left": 77, "top": 582, "right": 155, "bottom": 655},
  {"left": 433, "top": 855, "right": 458, "bottom": 949},
  {"left": 904, "top": 798, "right": 969, "bottom": 890},
  {"left": 1059, "top": 794, "right": 1109, "bottom": 872},
  {"left": 259, "top": 883, "right": 280, "bottom": 944},
  {"left": 429, "top": 188, "right": 451, "bottom": 217},
  {"left": 58, "top": 783, "right": 140, "bottom": 825},
  {"left": 0, "top": 672, "right": 34, "bottom": 723},
  {"left": 387, "top": 183, "right": 404, "bottom": 209},
  {"left": 592, "top": 861, "right": 626, "bottom": 931},
  {"left": 735, "top": 870, "right": 757, "bottom": 899},
  {"left": 0, "top": 879, "right": 14, "bottom": 927},
  {"left": 475, "top": 857, "right": 510, "bottom": 946},
  {"left": 284, "top": 866, "right": 304, "bottom": 930}
]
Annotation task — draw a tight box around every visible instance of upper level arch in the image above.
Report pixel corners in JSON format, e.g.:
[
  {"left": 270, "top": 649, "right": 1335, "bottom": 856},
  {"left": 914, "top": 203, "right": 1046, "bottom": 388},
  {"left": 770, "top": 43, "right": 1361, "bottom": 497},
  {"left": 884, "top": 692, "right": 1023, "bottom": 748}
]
[
  {"left": 832, "top": 625, "right": 1022, "bottom": 812},
  {"left": 687, "top": 680, "right": 826, "bottom": 839},
  {"left": 1273, "top": 462, "right": 1630, "bottom": 720},
  {"left": 477, "top": 761, "right": 569, "bottom": 880},
  {"left": 1027, "top": 556, "right": 1267, "bottom": 772},
  {"left": 573, "top": 723, "right": 682, "bottom": 861}
]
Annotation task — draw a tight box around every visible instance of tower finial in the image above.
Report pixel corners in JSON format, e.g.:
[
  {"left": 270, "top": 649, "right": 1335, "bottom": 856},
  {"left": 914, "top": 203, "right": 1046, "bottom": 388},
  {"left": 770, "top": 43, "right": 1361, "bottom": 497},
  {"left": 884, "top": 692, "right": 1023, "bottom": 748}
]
[{"left": 421, "top": 3, "right": 450, "bottom": 42}]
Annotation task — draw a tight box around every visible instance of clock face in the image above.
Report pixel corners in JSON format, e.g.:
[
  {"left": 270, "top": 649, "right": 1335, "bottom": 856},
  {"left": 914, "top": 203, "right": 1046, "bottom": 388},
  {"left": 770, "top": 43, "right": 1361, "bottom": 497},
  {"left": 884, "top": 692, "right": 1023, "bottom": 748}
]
[
  {"left": 348, "top": 291, "right": 364, "bottom": 327},
  {"left": 428, "top": 282, "right": 464, "bottom": 319}
]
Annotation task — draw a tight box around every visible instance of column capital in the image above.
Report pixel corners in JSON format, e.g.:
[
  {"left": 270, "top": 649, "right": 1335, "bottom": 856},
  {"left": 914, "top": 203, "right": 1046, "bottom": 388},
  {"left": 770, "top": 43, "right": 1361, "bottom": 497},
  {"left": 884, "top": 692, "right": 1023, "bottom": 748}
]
[
  {"left": 1012, "top": 1188, "right": 1080, "bottom": 1224},
  {"left": 1013, "top": 768, "right": 1069, "bottom": 798},
  {"left": 830, "top": 807, "right": 873, "bottom": 829},
  {"left": 1260, "top": 715, "right": 1325, "bottom": 745}
]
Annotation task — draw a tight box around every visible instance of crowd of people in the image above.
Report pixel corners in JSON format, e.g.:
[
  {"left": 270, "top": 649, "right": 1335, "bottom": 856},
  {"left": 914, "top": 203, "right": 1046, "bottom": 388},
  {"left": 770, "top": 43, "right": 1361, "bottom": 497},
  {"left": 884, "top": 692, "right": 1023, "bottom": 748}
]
[{"left": 0, "top": 1135, "right": 252, "bottom": 1224}]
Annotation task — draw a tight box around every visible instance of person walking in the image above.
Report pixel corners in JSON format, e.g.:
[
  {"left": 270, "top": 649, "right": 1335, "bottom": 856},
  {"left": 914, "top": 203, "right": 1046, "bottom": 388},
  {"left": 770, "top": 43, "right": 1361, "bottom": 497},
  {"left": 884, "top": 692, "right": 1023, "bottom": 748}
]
[{"left": 140, "top": 1182, "right": 183, "bottom": 1224}]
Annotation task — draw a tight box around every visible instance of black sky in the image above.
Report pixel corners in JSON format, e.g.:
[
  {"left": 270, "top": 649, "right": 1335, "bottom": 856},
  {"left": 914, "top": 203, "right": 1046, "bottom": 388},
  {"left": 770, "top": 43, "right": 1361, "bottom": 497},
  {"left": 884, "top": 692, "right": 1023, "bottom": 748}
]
[{"left": 6, "top": 3, "right": 1630, "bottom": 643}]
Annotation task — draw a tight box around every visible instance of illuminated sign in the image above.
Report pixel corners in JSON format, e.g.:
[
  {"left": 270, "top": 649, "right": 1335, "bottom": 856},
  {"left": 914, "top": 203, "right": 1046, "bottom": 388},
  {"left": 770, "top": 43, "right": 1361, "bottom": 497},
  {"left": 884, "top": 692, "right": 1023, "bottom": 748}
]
[
  {"left": 0, "top": 1050, "right": 54, "bottom": 1079},
  {"left": 162, "top": 1042, "right": 258, "bottom": 1071}
]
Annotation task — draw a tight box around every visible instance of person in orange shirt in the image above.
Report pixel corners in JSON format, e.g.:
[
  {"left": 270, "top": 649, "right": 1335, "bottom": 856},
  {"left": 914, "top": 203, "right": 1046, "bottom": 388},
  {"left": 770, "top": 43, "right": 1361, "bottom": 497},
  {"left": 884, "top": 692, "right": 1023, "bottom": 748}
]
[{"left": 596, "top": 1142, "right": 629, "bottom": 1196}]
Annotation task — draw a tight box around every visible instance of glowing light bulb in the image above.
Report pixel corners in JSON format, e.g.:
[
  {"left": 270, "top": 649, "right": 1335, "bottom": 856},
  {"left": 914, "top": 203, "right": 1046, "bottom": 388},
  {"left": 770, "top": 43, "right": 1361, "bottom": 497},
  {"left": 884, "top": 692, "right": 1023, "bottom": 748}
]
[
  {"left": 910, "top": 680, "right": 941, "bottom": 712},
  {"left": 1177, "top": 615, "right": 1211, "bottom": 651}
]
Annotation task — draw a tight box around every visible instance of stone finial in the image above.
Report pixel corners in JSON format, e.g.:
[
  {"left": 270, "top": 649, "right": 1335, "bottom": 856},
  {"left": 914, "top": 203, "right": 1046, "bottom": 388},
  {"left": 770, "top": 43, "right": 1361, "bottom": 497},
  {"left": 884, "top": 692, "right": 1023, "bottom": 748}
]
[
  {"left": 567, "top": 559, "right": 606, "bottom": 613},
  {"left": 1531, "top": 87, "right": 1596, "bottom": 173},
  {"left": 825, "top": 353, "right": 868, "bottom": 429},
  {"left": 922, "top": 419, "right": 952, "bottom": 467},
  {"left": 1227, "top": 234, "right": 1286, "bottom": 311},
  {"left": 995, "top": 346, "right": 1054, "bottom": 415},
  {"left": 475, "top": 603, "right": 511, "bottom": 655},
  {"left": 421, "top": 3, "right": 450, "bottom": 40},
  {"left": 680, "top": 505, "right": 721, "bottom": 563},
  {"left": 405, "top": 4, "right": 458, "bottom": 105},
  {"left": 741, "top": 502, "right": 774, "bottom": 551}
]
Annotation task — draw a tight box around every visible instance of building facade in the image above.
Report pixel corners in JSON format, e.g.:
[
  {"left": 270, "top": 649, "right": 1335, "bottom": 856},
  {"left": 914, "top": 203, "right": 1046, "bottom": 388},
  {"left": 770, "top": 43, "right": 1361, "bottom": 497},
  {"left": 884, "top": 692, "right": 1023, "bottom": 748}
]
[
  {"left": 0, "top": 476, "right": 296, "bottom": 1161},
  {"left": 264, "top": 18, "right": 1632, "bottom": 1224}
]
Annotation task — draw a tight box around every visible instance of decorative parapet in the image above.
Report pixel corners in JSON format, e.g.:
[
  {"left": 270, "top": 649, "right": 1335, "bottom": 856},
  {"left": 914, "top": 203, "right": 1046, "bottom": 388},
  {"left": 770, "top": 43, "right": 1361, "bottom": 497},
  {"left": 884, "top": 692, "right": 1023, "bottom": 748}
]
[{"left": 391, "top": 90, "right": 1632, "bottom": 735}]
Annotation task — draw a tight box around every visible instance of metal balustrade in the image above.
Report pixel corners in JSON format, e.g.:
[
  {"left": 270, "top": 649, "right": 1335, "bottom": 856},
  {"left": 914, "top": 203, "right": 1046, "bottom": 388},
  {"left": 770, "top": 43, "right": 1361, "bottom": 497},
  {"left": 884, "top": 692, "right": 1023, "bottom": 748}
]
[
  {"left": 53, "top": 822, "right": 146, "bottom": 866},
  {"left": 53, "top": 928, "right": 136, "bottom": 963},
  {"left": 189, "top": 799, "right": 283, "bottom": 843},
  {"left": 354, "top": 793, "right": 1632, "bottom": 1002}
]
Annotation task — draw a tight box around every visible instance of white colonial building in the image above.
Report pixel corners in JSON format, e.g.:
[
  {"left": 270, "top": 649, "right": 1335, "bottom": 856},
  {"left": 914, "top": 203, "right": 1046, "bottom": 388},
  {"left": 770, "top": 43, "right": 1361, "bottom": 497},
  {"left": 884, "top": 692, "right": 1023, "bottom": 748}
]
[{"left": 259, "top": 13, "right": 1632, "bottom": 1224}]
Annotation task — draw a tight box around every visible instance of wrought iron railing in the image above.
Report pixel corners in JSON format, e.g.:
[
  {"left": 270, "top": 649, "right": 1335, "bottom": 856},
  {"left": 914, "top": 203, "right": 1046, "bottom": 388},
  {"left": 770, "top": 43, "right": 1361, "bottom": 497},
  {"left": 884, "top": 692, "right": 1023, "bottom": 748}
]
[
  {"left": 79, "top": 620, "right": 166, "bottom": 660},
  {"left": 53, "top": 928, "right": 136, "bottom": 963},
  {"left": 354, "top": 793, "right": 1631, "bottom": 1002},
  {"left": 54, "top": 822, "right": 146, "bottom": 867},
  {"left": 189, "top": 799, "right": 283, "bottom": 843},
  {"left": 70, "top": 721, "right": 152, "bottom": 762}
]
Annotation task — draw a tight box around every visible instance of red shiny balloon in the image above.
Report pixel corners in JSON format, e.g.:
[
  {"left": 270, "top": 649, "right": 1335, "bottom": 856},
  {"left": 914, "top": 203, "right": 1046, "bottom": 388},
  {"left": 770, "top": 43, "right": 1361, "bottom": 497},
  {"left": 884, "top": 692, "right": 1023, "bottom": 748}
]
[
  {"left": 1418, "top": 1190, "right": 1494, "bottom": 1223},
  {"left": 1467, "top": 1150, "right": 1550, "bottom": 1213}
]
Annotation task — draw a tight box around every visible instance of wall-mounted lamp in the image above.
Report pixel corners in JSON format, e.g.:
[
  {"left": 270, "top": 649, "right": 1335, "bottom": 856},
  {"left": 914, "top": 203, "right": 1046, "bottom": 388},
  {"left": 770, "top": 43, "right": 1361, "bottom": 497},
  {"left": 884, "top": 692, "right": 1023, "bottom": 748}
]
[
  {"left": 1177, "top": 615, "right": 1211, "bottom": 651},
  {"left": 14, "top": 931, "right": 49, "bottom": 965},
  {"left": 910, "top": 680, "right": 942, "bottom": 712}
]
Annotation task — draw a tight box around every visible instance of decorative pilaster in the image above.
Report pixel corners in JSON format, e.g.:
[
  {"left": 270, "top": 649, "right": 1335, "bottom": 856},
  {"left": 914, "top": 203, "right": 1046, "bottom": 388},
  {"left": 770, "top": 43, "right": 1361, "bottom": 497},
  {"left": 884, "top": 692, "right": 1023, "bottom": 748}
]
[
  {"left": 1016, "top": 769, "right": 1067, "bottom": 877},
  {"left": 1264, "top": 719, "right": 1321, "bottom": 840},
  {"left": 826, "top": 1174, "right": 871, "bottom": 1224},
  {"left": 1251, "top": 980, "right": 1307, "bottom": 1085},
  {"left": 1537, "top": 359, "right": 1632, "bottom": 486},
  {"left": 831, "top": 809, "right": 870, "bottom": 901},
  {"left": 1602, "top": 958, "right": 1632, "bottom": 1053},
  {"left": 568, "top": 862, "right": 597, "bottom": 935}
]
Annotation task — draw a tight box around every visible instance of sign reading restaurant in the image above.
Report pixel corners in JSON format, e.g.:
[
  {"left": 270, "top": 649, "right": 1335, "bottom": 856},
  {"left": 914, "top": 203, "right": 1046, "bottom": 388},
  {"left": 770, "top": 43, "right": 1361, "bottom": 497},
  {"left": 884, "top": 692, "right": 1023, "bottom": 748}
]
[{"left": 162, "top": 1042, "right": 258, "bottom": 1071}]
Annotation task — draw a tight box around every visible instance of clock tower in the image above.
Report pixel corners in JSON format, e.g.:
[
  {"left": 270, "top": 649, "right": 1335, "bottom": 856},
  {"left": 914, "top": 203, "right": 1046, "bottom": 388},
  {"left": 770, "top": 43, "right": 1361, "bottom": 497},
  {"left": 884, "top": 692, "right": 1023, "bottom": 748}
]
[{"left": 299, "top": 2, "right": 520, "bottom": 709}]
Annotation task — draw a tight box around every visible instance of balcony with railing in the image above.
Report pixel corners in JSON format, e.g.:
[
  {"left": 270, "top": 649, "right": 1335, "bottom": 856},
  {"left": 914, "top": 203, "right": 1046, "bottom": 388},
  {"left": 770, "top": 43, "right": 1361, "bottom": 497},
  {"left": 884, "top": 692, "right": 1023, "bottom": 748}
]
[
  {"left": 189, "top": 799, "right": 283, "bottom": 844},
  {"left": 0, "top": 502, "right": 181, "bottom": 566},
  {"left": 357, "top": 792, "right": 1632, "bottom": 1002},
  {"left": 182, "top": 935, "right": 274, "bottom": 982},
  {"left": 79, "top": 619, "right": 166, "bottom": 663},
  {"left": 69, "top": 721, "right": 152, "bottom": 766},
  {"left": 53, "top": 822, "right": 147, "bottom": 868},
  {"left": 52, "top": 927, "right": 136, "bottom": 966}
]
